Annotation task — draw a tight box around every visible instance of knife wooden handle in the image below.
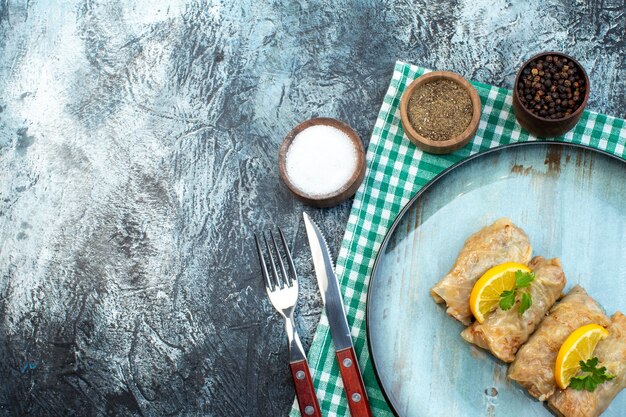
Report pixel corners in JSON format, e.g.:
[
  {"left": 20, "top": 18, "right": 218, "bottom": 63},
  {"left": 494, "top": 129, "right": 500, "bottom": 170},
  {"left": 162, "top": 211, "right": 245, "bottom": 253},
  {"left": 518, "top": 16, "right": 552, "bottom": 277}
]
[
  {"left": 336, "top": 347, "right": 372, "bottom": 417},
  {"left": 289, "top": 360, "right": 322, "bottom": 417}
]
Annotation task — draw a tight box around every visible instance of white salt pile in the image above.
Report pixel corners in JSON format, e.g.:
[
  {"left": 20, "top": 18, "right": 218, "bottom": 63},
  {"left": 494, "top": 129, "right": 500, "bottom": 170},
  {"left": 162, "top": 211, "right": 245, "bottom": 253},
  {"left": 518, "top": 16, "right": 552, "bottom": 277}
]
[{"left": 285, "top": 124, "right": 357, "bottom": 197}]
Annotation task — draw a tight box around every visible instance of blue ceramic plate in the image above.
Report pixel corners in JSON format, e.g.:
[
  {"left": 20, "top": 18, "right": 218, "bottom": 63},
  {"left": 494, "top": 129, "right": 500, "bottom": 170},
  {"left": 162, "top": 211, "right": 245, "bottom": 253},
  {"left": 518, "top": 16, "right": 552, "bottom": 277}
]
[{"left": 367, "top": 142, "right": 626, "bottom": 417}]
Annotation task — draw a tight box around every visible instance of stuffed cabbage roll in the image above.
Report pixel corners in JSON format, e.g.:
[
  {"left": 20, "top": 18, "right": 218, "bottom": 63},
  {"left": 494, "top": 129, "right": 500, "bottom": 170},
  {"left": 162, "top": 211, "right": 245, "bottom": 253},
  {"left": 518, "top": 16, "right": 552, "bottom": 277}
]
[
  {"left": 430, "top": 218, "right": 532, "bottom": 325},
  {"left": 548, "top": 312, "right": 626, "bottom": 417},
  {"left": 508, "top": 286, "right": 610, "bottom": 401},
  {"left": 461, "top": 256, "right": 566, "bottom": 362}
]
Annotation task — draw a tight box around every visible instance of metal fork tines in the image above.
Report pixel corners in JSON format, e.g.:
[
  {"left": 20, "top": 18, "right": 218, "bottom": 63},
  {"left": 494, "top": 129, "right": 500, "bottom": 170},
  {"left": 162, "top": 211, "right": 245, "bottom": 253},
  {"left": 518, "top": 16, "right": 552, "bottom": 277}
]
[
  {"left": 255, "top": 228, "right": 322, "bottom": 417},
  {"left": 255, "top": 229, "right": 305, "bottom": 361}
]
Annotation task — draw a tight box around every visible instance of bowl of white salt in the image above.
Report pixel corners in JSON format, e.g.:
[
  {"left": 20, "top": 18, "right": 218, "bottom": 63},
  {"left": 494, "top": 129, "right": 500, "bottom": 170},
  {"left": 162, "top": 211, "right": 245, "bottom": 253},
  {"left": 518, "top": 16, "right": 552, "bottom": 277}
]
[{"left": 278, "top": 118, "right": 365, "bottom": 208}]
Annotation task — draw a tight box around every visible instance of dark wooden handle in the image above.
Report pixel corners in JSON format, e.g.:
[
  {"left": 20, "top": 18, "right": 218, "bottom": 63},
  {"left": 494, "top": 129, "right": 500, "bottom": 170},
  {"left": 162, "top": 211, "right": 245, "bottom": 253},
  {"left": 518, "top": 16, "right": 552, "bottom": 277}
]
[
  {"left": 289, "top": 360, "right": 322, "bottom": 417},
  {"left": 336, "top": 347, "right": 372, "bottom": 417}
]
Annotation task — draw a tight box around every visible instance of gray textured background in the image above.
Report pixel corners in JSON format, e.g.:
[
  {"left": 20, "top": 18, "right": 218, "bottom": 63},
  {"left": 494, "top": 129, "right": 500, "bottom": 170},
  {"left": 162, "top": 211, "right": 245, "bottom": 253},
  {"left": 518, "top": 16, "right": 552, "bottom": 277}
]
[{"left": 0, "top": 1, "right": 624, "bottom": 416}]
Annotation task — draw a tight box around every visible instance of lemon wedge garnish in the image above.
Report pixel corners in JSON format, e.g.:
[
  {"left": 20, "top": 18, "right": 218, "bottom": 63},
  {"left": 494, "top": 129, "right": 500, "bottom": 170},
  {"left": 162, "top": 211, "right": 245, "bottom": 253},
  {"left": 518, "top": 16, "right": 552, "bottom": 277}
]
[
  {"left": 469, "top": 262, "right": 531, "bottom": 323},
  {"left": 555, "top": 323, "right": 609, "bottom": 389}
]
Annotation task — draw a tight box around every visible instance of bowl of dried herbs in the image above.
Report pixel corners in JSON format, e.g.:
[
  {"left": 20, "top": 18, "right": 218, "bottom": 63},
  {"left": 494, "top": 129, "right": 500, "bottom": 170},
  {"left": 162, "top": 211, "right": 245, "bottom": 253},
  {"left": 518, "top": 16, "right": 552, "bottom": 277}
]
[{"left": 400, "top": 70, "right": 482, "bottom": 154}]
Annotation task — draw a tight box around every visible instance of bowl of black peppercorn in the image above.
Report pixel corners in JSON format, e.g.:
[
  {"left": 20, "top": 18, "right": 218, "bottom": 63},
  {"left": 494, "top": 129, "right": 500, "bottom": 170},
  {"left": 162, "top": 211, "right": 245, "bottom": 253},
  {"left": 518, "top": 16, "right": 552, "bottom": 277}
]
[{"left": 513, "top": 52, "right": 590, "bottom": 138}]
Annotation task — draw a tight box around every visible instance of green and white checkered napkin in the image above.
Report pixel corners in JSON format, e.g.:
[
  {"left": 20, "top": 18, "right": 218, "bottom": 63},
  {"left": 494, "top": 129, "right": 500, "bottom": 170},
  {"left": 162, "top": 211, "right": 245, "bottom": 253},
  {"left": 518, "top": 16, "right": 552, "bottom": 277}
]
[{"left": 290, "top": 61, "right": 626, "bottom": 417}]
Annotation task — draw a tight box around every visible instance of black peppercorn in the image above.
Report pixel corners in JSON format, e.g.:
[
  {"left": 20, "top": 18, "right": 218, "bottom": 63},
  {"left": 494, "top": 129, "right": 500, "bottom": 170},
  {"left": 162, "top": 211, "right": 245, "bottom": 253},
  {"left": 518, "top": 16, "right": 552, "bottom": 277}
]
[{"left": 517, "top": 54, "right": 586, "bottom": 119}]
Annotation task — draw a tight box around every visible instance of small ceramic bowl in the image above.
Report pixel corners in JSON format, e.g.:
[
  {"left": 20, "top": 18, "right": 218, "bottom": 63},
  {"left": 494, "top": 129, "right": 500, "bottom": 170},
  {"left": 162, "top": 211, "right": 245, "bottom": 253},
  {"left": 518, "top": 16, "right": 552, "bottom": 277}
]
[
  {"left": 400, "top": 71, "right": 482, "bottom": 154},
  {"left": 512, "top": 51, "right": 590, "bottom": 138},
  {"left": 278, "top": 117, "right": 366, "bottom": 208}
]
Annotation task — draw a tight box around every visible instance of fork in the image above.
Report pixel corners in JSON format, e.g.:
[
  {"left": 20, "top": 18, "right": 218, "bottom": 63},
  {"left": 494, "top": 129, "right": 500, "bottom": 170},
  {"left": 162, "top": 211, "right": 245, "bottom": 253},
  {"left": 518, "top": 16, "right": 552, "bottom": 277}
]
[{"left": 255, "top": 229, "right": 322, "bottom": 417}]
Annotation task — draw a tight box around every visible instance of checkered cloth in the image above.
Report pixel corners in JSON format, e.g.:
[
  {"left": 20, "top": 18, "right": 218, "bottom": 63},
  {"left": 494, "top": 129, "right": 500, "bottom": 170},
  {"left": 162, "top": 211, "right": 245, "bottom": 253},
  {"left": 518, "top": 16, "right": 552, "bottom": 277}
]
[{"left": 289, "top": 61, "right": 626, "bottom": 417}]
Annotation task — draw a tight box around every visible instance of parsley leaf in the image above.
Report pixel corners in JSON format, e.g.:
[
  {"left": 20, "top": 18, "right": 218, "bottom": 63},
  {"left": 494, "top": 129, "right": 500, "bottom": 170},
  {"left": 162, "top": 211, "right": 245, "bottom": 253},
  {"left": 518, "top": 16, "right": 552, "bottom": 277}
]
[
  {"left": 519, "top": 292, "right": 532, "bottom": 314},
  {"left": 498, "top": 270, "right": 535, "bottom": 315},
  {"left": 515, "top": 270, "right": 536, "bottom": 288},
  {"left": 569, "top": 357, "right": 616, "bottom": 392},
  {"left": 499, "top": 290, "right": 516, "bottom": 310},
  {"left": 581, "top": 357, "right": 599, "bottom": 371}
]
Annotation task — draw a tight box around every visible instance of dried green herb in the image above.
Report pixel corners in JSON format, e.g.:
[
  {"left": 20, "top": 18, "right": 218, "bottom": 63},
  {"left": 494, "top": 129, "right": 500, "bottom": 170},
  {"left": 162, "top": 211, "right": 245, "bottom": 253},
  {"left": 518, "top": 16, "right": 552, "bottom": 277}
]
[{"left": 407, "top": 80, "right": 473, "bottom": 142}]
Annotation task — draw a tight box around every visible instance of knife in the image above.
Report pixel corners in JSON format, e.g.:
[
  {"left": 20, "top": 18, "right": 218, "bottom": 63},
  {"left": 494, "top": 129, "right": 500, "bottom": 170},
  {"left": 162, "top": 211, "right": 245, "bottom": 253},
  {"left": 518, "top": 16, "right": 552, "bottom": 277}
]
[{"left": 303, "top": 212, "right": 373, "bottom": 417}]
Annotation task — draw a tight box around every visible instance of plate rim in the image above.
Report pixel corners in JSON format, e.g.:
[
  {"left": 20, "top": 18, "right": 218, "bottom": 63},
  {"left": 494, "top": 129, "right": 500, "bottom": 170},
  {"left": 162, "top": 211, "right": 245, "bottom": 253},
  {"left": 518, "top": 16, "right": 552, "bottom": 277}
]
[{"left": 365, "top": 140, "right": 626, "bottom": 417}]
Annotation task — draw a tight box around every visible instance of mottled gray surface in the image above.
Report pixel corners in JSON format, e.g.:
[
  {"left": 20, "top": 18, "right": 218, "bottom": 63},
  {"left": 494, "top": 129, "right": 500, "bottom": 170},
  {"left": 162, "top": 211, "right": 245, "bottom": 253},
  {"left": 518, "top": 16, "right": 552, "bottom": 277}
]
[{"left": 0, "top": 1, "right": 623, "bottom": 416}]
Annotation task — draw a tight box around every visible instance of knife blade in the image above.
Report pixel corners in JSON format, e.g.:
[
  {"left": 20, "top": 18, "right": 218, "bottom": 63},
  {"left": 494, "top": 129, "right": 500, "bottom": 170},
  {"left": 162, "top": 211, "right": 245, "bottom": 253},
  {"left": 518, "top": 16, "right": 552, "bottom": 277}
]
[{"left": 303, "top": 212, "right": 372, "bottom": 417}]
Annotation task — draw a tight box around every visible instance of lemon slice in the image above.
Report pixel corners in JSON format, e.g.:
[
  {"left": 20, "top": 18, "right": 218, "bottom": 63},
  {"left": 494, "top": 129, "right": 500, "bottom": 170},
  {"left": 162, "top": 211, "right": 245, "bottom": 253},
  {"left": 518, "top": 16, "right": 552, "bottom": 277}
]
[
  {"left": 469, "top": 262, "right": 531, "bottom": 323},
  {"left": 555, "top": 323, "right": 609, "bottom": 389}
]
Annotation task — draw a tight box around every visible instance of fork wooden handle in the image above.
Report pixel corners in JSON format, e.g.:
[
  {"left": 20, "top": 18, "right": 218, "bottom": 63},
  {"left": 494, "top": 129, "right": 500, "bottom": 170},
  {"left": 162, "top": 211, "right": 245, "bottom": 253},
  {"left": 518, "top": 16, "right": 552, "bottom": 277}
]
[
  {"left": 289, "top": 360, "right": 322, "bottom": 417},
  {"left": 336, "top": 347, "right": 372, "bottom": 417}
]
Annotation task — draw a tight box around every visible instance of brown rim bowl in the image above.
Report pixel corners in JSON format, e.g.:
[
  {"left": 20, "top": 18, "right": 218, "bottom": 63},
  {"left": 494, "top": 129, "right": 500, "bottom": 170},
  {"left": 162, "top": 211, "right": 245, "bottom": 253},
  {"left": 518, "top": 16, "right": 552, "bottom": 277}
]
[
  {"left": 512, "top": 51, "right": 590, "bottom": 138},
  {"left": 399, "top": 71, "right": 482, "bottom": 154},
  {"left": 278, "top": 117, "right": 366, "bottom": 208}
]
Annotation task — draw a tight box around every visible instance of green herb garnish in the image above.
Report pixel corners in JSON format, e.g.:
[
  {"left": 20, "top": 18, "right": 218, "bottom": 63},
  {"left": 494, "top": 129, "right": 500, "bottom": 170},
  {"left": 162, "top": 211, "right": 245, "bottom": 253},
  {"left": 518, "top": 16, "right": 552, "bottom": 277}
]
[
  {"left": 519, "top": 292, "right": 532, "bottom": 314},
  {"left": 515, "top": 270, "right": 535, "bottom": 288},
  {"left": 569, "top": 357, "right": 615, "bottom": 392},
  {"left": 499, "top": 290, "right": 516, "bottom": 310},
  {"left": 499, "top": 270, "right": 535, "bottom": 315}
]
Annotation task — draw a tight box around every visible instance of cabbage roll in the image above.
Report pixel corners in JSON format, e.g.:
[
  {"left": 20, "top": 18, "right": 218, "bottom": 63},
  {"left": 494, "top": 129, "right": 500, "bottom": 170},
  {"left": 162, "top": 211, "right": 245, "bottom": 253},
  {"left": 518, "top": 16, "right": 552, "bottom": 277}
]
[
  {"left": 461, "top": 256, "right": 566, "bottom": 362},
  {"left": 430, "top": 218, "right": 532, "bottom": 325},
  {"left": 548, "top": 312, "right": 626, "bottom": 417},
  {"left": 508, "top": 286, "right": 610, "bottom": 401}
]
